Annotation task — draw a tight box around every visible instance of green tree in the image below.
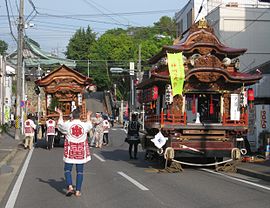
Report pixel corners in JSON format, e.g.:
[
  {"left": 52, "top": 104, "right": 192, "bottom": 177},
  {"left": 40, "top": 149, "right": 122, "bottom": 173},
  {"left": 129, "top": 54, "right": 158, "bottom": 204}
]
[
  {"left": 153, "top": 16, "right": 177, "bottom": 38},
  {"left": 66, "top": 26, "right": 97, "bottom": 60},
  {"left": 0, "top": 40, "right": 8, "bottom": 55},
  {"left": 65, "top": 16, "right": 176, "bottom": 96}
]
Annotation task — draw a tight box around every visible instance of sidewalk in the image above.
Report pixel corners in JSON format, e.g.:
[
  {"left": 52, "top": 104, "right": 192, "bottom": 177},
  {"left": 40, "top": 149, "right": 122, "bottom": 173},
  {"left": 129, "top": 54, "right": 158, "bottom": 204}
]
[
  {"left": 0, "top": 128, "right": 24, "bottom": 175},
  {"left": 236, "top": 158, "right": 270, "bottom": 182}
]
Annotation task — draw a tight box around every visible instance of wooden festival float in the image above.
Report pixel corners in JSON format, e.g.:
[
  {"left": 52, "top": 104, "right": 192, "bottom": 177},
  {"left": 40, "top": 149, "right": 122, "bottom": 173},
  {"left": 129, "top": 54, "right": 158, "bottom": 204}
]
[
  {"left": 35, "top": 65, "right": 93, "bottom": 143},
  {"left": 137, "top": 19, "right": 262, "bottom": 164}
]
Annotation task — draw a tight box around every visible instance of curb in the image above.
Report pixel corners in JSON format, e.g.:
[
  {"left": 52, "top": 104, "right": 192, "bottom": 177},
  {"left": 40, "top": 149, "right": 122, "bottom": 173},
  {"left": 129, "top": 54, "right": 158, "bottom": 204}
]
[
  {"left": 0, "top": 149, "right": 18, "bottom": 175},
  {"left": 236, "top": 167, "right": 270, "bottom": 182}
]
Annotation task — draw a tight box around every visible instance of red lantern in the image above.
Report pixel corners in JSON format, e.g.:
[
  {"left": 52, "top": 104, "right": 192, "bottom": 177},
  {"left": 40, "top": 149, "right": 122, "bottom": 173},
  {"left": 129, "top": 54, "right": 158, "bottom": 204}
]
[
  {"left": 152, "top": 86, "right": 158, "bottom": 100},
  {"left": 209, "top": 95, "right": 214, "bottom": 115},
  {"left": 192, "top": 94, "right": 196, "bottom": 114},
  {"left": 247, "top": 88, "right": 254, "bottom": 109},
  {"left": 247, "top": 88, "right": 254, "bottom": 101}
]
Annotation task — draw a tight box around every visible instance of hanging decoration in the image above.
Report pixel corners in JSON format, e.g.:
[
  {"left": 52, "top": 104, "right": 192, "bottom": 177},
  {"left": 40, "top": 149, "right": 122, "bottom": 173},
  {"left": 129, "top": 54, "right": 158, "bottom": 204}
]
[
  {"left": 165, "top": 84, "right": 173, "bottom": 104},
  {"left": 151, "top": 131, "right": 168, "bottom": 149},
  {"left": 78, "top": 93, "right": 82, "bottom": 106},
  {"left": 209, "top": 95, "right": 214, "bottom": 115},
  {"left": 167, "top": 52, "right": 185, "bottom": 96},
  {"left": 153, "top": 101, "right": 156, "bottom": 109},
  {"left": 247, "top": 88, "right": 254, "bottom": 109},
  {"left": 240, "top": 87, "right": 248, "bottom": 107},
  {"left": 192, "top": 94, "right": 196, "bottom": 114},
  {"left": 230, "top": 94, "right": 240, "bottom": 121},
  {"left": 142, "top": 86, "right": 158, "bottom": 103}
]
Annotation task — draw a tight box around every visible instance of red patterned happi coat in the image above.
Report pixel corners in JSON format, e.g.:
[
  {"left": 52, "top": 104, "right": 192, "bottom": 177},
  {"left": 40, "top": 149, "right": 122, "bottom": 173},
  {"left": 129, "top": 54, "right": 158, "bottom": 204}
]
[{"left": 57, "top": 118, "right": 93, "bottom": 164}]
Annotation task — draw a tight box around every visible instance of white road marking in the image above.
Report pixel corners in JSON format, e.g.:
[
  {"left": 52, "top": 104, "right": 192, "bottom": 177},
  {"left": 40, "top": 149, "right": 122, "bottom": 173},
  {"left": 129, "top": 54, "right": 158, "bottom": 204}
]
[
  {"left": 93, "top": 153, "right": 106, "bottom": 162},
  {"left": 0, "top": 149, "right": 13, "bottom": 151},
  {"left": 5, "top": 148, "right": 34, "bottom": 208},
  {"left": 111, "top": 128, "right": 126, "bottom": 132},
  {"left": 117, "top": 171, "right": 149, "bottom": 191},
  {"left": 201, "top": 168, "right": 270, "bottom": 191}
]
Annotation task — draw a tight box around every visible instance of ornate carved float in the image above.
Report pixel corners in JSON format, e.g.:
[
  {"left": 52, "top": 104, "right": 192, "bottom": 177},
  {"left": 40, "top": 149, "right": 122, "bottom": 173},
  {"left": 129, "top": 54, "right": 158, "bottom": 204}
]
[
  {"left": 138, "top": 19, "right": 262, "bottom": 159},
  {"left": 35, "top": 65, "right": 93, "bottom": 122}
]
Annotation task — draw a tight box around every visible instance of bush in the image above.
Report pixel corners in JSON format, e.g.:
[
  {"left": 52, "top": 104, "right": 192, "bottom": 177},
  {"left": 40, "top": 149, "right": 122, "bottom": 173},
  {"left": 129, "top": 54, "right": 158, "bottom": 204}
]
[{"left": 0, "top": 123, "right": 9, "bottom": 133}]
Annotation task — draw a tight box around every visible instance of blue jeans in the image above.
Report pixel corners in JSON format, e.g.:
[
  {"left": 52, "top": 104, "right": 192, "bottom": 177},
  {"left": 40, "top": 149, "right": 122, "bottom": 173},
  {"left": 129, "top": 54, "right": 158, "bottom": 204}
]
[{"left": 64, "top": 163, "right": 84, "bottom": 191}]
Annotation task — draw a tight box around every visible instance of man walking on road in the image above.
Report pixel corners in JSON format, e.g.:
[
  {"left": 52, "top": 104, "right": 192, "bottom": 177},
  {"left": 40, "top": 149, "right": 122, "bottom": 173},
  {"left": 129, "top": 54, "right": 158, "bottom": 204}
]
[
  {"left": 45, "top": 118, "right": 56, "bottom": 150},
  {"left": 24, "top": 114, "right": 37, "bottom": 150},
  {"left": 92, "top": 112, "right": 104, "bottom": 148},
  {"left": 56, "top": 108, "right": 93, "bottom": 197}
]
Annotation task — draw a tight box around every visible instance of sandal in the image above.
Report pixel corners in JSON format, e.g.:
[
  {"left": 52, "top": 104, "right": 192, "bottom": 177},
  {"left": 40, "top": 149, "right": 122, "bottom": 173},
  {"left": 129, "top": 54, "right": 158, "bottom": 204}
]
[
  {"left": 75, "top": 191, "right": 81, "bottom": 197},
  {"left": 66, "top": 186, "right": 74, "bottom": 197}
]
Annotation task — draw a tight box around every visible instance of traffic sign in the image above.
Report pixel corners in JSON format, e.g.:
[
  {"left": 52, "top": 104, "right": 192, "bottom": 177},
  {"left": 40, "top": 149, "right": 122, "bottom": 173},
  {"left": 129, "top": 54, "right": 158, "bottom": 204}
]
[
  {"left": 110, "top": 67, "right": 124, "bottom": 73},
  {"left": 130, "top": 62, "right": 135, "bottom": 75}
]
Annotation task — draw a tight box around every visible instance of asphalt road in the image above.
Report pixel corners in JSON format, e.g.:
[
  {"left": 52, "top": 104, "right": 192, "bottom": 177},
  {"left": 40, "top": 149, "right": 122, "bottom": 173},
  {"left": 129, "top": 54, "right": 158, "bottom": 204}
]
[{"left": 2, "top": 127, "right": 270, "bottom": 208}]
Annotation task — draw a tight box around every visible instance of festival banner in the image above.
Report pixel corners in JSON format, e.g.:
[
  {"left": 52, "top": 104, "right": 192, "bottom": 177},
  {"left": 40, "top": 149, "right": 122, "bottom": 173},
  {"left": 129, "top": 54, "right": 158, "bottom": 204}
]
[
  {"left": 230, "top": 94, "right": 240, "bottom": 121},
  {"left": 167, "top": 52, "right": 185, "bottom": 96}
]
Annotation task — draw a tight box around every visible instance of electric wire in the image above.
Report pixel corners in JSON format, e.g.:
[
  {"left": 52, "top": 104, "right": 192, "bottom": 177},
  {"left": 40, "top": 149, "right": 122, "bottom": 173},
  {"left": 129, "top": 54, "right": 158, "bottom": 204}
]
[
  {"left": 81, "top": 0, "right": 123, "bottom": 25},
  {"left": 81, "top": 0, "right": 141, "bottom": 26},
  {"left": 4, "top": 0, "right": 17, "bottom": 41},
  {"left": 224, "top": 8, "right": 269, "bottom": 41},
  {"left": 194, "top": 0, "right": 206, "bottom": 23}
]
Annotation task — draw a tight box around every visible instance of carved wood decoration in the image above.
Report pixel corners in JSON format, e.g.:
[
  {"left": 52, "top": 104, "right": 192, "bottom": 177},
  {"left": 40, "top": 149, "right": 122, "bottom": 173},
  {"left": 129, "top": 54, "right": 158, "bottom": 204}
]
[
  {"left": 45, "top": 78, "right": 83, "bottom": 94},
  {"left": 192, "top": 33, "right": 218, "bottom": 46},
  {"left": 194, "top": 72, "right": 221, "bottom": 83},
  {"left": 171, "top": 95, "right": 183, "bottom": 114},
  {"left": 188, "top": 18, "right": 214, "bottom": 34},
  {"left": 223, "top": 93, "right": 230, "bottom": 117},
  {"left": 193, "top": 55, "right": 223, "bottom": 68}
]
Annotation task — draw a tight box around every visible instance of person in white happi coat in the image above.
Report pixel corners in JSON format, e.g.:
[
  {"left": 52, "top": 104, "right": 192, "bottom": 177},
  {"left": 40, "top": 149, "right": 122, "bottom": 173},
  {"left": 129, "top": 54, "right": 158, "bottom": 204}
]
[
  {"left": 56, "top": 108, "right": 93, "bottom": 197},
  {"left": 93, "top": 112, "right": 104, "bottom": 148},
  {"left": 46, "top": 118, "right": 56, "bottom": 150},
  {"left": 24, "top": 114, "right": 37, "bottom": 150}
]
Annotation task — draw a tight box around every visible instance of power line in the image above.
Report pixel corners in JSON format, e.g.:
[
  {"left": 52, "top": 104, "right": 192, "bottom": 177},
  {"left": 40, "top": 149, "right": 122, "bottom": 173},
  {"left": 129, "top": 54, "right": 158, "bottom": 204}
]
[
  {"left": 224, "top": 8, "right": 269, "bottom": 41},
  {"left": 4, "top": 0, "right": 17, "bottom": 41},
  {"left": 81, "top": 0, "right": 123, "bottom": 25},
  {"left": 81, "top": 0, "right": 141, "bottom": 26},
  {"left": 0, "top": 9, "right": 179, "bottom": 18}
]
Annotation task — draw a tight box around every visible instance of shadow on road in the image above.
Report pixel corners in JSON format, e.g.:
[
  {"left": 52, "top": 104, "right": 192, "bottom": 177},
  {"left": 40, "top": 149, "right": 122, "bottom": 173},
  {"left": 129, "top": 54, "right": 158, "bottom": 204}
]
[
  {"left": 98, "top": 149, "right": 164, "bottom": 169},
  {"left": 36, "top": 177, "right": 66, "bottom": 195}
]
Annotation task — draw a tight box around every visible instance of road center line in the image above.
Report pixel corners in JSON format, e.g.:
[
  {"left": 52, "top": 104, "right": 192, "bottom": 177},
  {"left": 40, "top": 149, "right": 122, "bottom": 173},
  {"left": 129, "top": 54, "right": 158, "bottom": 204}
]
[
  {"left": 93, "top": 153, "right": 106, "bottom": 162},
  {"left": 5, "top": 148, "right": 34, "bottom": 208},
  {"left": 201, "top": 168, "right": 270, "bottom": 191},
  {"left": 117, "top": 171, "right": 149, "bottom": 191}
]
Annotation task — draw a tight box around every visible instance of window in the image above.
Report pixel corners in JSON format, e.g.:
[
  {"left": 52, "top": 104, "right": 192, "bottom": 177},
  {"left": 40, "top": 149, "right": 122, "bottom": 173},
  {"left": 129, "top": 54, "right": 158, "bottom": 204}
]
[{"left": 187, "top": 9, "right": 193, "bottom": 29}]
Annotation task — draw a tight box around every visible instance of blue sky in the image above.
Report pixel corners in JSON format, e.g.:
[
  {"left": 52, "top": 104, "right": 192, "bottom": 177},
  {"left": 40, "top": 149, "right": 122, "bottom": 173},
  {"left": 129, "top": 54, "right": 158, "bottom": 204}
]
[{"left": 0, "top": 0, "right": 188, "bottom": 55}]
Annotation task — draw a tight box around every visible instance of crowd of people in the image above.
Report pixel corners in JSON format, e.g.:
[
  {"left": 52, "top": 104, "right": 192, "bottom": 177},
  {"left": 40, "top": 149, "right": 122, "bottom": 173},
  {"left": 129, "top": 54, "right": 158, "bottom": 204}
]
[{"left": 22, "top": 109, "right": 141, "bottom": 197}]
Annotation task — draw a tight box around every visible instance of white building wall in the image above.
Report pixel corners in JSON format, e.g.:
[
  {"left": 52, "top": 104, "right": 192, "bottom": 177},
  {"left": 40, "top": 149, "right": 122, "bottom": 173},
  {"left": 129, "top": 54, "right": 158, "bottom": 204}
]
[
  {"left": 248, "top": 104, "right": 270, "bottom": 152},
  {"left": 5, "top": 65, "right": 15, "bottom": 123},
  {"left": 175, "top": 1, "right": 270, "bottom": 71},
  {"left": 208, "top": 6, "right": 270, "bottom": 72},
  {"left": 255, "top": 74, "right": 270, "bottom": 98}
]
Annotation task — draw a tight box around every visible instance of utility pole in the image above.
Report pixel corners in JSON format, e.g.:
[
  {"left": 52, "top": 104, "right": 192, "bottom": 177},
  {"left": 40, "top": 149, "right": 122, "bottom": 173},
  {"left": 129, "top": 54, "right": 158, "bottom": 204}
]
[
  {"left": 137, "top": 44, "right": 142, "bottom": 82},
  {"left": 87, "top": 60, "right": 90, "bottom": 77},
  {"left": 15, "top": 0, "right": 24, "bottom": 140},
  {"left": 129, "top": 62, "right": 135, "bottom": 114},
  {"left": 0, "top": 55, "right": 6, "bottom": 125}
]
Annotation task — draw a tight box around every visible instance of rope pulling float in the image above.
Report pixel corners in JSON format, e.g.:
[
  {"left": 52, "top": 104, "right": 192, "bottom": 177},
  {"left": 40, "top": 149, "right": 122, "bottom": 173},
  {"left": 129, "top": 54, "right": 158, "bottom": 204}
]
[{"left": 161, "top": 147, "right": 244, "bottom": 173}]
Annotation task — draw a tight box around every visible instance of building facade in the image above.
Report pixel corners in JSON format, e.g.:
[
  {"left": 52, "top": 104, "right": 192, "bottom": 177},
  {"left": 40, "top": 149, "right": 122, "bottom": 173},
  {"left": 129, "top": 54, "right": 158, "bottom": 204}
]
[{"left": 175, "top": 0, "right": 270, "bottom": 71}]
